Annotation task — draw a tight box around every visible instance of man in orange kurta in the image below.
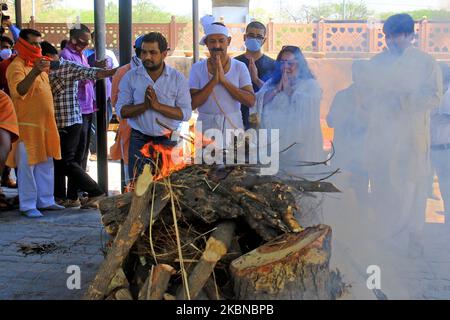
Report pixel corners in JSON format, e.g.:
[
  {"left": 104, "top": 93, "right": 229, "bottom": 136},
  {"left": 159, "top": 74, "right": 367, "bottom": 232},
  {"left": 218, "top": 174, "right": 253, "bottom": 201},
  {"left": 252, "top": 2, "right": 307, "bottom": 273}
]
[
  {"left": 0, "top": 90, "right": 18, "bottom": 177},
  {"left": 0, "top": 90, "right": 18, "bottom": 210},
  {"left": 6, "top": 29, "right": 64, "bottom": 217}
]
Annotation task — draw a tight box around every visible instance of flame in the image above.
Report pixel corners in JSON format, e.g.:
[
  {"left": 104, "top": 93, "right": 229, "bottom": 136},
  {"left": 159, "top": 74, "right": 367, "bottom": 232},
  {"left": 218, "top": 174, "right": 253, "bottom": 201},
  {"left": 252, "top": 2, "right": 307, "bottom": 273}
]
[
  {"left": 135, "top": 123, "right": 216, "bottom": 182},
  {"left": 140, "top": 142, "right": 188, "bottom": 180}
]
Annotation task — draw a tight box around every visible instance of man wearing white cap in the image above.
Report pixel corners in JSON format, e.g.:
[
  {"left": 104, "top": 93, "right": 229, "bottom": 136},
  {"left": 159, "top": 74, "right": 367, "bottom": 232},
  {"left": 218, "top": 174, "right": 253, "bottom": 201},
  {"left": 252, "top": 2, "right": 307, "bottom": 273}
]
[{"left": 189, "top": 16, "right": 255, "bottom": 141}]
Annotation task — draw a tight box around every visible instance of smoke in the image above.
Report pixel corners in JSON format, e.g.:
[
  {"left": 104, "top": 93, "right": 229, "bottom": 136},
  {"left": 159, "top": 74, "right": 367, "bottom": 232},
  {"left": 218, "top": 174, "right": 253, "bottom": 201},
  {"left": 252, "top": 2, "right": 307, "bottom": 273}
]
[
  {"left": 318, "top": 43, "right": 448, "bottom": 299},
  {"left": 440, "top": 0, "right": 450, "bottom": 10}
]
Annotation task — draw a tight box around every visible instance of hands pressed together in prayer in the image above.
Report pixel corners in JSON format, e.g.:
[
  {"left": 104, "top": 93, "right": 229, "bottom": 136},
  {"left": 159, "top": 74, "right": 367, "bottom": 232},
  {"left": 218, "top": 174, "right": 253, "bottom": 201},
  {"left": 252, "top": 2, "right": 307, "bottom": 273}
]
[
  {"left": 190, "top": 52, "right": 255, "bottom": 110},
  {"left": 248, "top": 57, "right": 258, "bottom": 82},
  {"left": 145, "top": 85, "right": 162, "bottom": 112},
  {"left": 248, "top": 57, "right": 264, "bottom": 89},
  {"left": 277, "top": 67, "right": 293, "bottom": 95},
  {"left": 263, "top": 69, "right": 293, "bottom": 105},
  {"left": 142, "top": 85, "right": 184, "bottom": 121},
  {"left": 211, "top": 55, "right": 228, "bottom": 86}
]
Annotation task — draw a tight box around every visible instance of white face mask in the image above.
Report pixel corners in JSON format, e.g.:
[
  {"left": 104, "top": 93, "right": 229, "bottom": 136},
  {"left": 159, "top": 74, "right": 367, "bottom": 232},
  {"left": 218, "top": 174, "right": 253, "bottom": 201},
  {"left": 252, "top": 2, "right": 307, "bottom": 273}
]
[{"left": 0, "top": 48, "right": 12, "bottom": 60}]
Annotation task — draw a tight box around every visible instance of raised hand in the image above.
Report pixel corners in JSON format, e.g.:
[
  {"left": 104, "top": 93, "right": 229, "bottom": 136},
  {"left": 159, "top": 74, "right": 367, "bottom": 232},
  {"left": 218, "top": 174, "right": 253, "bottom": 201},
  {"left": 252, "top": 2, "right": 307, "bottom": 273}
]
[
  {"left": 94, "top": 59, "right": 108, "bottom": 69},
  {"left": 281, "top": 67, "right": 290, "bottom": 92},
  {"left": 248, "top": 57, "right": 259, "bottom": 83},
  {"left": 146, "top": 86, "right": 161, "bottom": 111},
  {"left": 32, "top": 59, "right": 50, "bottom": 74},
  {"left": 216, "top": 55, "right": 226, "bottom": 84},
  {"left": 210, "top": 58, "right": 220, "bottom": 85}
]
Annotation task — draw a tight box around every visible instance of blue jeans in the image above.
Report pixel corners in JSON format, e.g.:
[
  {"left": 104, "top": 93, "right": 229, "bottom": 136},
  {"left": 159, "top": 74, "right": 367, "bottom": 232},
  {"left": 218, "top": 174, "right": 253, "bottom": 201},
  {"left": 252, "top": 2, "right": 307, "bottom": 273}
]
[
  {"left": 128, "top": 129, "right": 177, "bottom": 182},
  {"left": 54, "top": 123, "right": 104, "bottom": 201}
]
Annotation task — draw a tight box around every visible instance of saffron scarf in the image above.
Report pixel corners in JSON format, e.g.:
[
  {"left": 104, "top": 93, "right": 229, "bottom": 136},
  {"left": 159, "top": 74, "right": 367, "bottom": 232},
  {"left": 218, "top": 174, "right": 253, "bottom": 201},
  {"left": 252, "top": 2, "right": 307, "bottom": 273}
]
[{"left": 14, "top": 37, "right": 49, "bottom": 67}]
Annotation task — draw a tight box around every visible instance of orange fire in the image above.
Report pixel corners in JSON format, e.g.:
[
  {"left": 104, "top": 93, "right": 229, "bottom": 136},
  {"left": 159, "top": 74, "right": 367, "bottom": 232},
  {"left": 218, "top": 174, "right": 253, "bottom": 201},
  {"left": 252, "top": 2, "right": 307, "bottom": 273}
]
[
  {"left": 140, "top": 142, "right": 188, "bottom": 180},
  {"left": 138, "top": 125, "right": 215, "bottom": 181}
]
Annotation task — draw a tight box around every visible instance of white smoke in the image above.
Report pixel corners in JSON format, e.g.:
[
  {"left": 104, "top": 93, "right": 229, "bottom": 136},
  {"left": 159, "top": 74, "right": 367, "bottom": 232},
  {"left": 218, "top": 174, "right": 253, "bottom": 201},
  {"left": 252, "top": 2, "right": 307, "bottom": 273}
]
[{"left": 320, "top": 33, "right": 448, "bottom": 299}]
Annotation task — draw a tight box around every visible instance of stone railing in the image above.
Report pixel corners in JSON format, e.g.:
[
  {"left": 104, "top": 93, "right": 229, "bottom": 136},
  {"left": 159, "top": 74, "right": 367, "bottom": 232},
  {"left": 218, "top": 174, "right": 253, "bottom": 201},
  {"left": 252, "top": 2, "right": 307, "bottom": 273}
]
[{"left": 14, "top": 16, "right": 450, "bottom": 58}]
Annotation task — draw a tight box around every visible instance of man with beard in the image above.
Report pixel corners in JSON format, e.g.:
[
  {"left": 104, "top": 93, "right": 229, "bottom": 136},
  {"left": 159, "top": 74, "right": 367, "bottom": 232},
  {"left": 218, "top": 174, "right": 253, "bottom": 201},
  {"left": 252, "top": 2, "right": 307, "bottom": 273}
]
[{"left": 116, "top": 32, "right": 192, "bottom": 182}]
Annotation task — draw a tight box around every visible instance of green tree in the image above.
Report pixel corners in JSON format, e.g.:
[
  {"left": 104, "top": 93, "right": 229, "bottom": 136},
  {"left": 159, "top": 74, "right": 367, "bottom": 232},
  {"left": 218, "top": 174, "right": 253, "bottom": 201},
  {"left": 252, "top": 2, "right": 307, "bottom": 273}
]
[
  {"left": 379, "top": 9, "right": 450, "bottom": 21},
  {"left": 335, "top": 1, "right": 372, "bottom": 20},
  {"left": 249, "top": 7, "right": 273, "bottom": 23},
  {"left": 282, "top": 1, "right": 373, "bottom": 23},
  {"left": 6, "top": 0, "right": 189, "bottom": 24}
]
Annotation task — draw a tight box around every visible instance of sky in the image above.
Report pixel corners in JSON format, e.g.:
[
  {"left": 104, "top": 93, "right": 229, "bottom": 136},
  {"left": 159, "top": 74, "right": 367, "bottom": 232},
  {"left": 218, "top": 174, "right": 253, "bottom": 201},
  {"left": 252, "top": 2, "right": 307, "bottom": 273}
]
[{"left": 61, "top": 0, "right": 450, "bottom": 16}]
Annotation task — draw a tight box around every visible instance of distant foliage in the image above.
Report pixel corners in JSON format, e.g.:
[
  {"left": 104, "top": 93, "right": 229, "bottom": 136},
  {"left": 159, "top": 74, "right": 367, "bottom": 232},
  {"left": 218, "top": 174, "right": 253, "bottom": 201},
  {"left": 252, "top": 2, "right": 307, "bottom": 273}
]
[
  {"left": 379, "top": 10, "right": 450, "bottom": 21},
  {"left": 5, "top": 0, "right": 190, "bottom": 24}
]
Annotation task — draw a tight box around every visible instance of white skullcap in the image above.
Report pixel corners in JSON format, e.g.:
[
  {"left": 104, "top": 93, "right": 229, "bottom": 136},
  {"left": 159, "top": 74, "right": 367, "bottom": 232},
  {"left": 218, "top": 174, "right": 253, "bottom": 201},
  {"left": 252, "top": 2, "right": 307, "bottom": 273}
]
[{"left": 199, "top": 15, "right": 229, "bottom": 45}]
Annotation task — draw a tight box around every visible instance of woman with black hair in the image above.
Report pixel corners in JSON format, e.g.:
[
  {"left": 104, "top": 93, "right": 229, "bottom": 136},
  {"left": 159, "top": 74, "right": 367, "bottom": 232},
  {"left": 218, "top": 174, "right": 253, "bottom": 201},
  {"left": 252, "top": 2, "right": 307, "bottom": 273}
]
[{"left": 253, "top": 45, "right": 324, "bottom": 176}]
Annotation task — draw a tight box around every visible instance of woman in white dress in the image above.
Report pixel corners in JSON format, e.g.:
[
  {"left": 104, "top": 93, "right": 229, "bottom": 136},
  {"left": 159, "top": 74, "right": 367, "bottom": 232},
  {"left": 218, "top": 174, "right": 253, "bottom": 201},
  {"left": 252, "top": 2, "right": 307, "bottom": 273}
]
[{"left": 254, "top": 46, "right": 324, "bottom": 177}]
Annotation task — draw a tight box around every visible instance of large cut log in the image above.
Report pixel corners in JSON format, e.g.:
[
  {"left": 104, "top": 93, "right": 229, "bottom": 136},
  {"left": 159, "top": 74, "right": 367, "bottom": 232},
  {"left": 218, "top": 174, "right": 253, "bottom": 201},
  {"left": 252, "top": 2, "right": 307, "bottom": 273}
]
[
  {"left": 176, "top": 221, "right": 236, "bottom": 300},
  {"left": 230, "top": 224, "right": 335, "bottom": 300},
  {"left": 85, "top": 165, "right": 169, "bottom": 300}
]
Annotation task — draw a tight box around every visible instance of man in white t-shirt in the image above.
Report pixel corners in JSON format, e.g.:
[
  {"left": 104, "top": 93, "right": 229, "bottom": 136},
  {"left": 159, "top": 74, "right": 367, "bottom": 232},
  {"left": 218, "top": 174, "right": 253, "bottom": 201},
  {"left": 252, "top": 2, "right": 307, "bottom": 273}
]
[
  {"left": 189, "top": 16, "right": 255, "bottom": 139},
  {"left": 430, "top": 64, "right": 450, "bottom": 217}
]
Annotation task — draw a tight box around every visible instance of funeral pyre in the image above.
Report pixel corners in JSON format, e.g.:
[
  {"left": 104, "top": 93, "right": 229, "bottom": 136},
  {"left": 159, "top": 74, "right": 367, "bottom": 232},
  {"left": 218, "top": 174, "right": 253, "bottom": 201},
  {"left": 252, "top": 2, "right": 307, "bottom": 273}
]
[{"left": 85, "top": 140, "right": 344, "bottom": 300}]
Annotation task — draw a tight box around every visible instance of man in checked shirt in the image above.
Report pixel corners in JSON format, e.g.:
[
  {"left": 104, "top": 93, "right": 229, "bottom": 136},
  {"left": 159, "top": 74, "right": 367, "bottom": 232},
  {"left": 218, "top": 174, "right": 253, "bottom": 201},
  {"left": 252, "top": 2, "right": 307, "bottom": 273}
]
[{"left": 41, "top": 41, "right": 117, "bottom": 209}]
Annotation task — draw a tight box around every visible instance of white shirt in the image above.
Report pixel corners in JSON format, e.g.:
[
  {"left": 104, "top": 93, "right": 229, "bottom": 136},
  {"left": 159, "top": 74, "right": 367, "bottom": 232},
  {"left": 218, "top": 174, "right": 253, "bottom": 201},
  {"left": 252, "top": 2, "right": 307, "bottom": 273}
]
[
  {"left": 189, "top": 58, "right": 252, "bottom": 116},
  {"left": 116, "top": 64, "right": 192, "bottom": 137},
  {"left": 106, "top": 49, "right": 120, "bottom": 68},
  {"left": 431, "top": 88, "right": 450, "bottom": 146},
  {"left": 256, "top": 78, "right": 324, "bottom": 174}
]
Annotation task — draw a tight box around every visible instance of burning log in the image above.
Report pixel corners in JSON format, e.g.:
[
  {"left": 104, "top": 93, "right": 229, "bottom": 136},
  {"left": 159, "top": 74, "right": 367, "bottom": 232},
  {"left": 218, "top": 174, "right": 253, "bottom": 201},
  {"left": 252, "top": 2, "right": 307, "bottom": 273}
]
[
  {"left": 230, "top": 224, "right": 335, "bottom": 300},
  {"left": 99, "top": 165, "right": 339, "bottom": 238},
  {"left": 91, "top": 163, "right": 343, "bottom": 300}
]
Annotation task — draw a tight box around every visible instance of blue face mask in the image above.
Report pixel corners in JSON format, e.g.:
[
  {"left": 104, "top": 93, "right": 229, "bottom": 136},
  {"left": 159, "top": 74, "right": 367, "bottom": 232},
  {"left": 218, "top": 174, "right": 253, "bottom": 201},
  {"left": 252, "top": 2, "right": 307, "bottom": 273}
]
[
  {"left": 245, "top": 38, "right": 263, "bottom": 52},
  {"left": 0, "top": 48, "right": 12, "bottom": 60}
]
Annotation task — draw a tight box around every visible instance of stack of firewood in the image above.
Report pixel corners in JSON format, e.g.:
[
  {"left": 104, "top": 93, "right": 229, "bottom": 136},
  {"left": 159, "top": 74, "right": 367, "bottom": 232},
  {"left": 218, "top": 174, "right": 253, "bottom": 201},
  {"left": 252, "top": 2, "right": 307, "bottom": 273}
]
[{"left": 85, "top": 164, "right": 344, "bottom": 300}]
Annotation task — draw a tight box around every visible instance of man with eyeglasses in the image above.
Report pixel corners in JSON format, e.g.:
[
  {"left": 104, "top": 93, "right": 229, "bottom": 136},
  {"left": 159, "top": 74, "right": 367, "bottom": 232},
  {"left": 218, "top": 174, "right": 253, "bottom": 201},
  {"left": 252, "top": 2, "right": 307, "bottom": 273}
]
[
  {"left": 41, "top": 41, "right": 117, "bottom": 209},
  {"left": 235, "top": 21, "right": 275, "bottom": 130},
  {"left": 60, "top": 24, "right": 111, "bottom": 207}
]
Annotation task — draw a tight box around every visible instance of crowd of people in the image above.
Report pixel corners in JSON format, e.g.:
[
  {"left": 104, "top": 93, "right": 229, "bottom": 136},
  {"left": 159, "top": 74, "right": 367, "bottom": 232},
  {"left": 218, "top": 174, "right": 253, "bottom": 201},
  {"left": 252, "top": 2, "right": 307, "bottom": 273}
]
[
  {"left": 0, "top": 20, "right": 119, "bottom": 215},
  {"left": 0, "top": 13, "right": 449, "bottom": 297}
]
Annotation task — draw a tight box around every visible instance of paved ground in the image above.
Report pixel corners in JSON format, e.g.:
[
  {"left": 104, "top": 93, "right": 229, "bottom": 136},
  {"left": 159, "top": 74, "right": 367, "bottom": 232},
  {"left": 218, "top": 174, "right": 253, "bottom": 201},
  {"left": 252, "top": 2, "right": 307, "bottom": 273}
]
[
  {"left": 0, "top": 134, "right": 121, "bottom": 300},
  {"left": 0, "top": 206, "right": 107, "bottom": 300},
  {"left": 0, "top": 147, "right": 449, "bottom": 299}
]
